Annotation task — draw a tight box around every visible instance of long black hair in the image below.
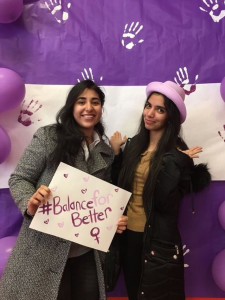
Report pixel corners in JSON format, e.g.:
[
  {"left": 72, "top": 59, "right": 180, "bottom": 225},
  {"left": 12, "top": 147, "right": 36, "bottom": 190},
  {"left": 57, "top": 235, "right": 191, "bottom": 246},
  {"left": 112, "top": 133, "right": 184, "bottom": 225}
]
[
  {"left": 49, "top": 80, "right": 105, "bottom": 166},
  {"left": 118, "top": 92, "right": 188, "bottom": 215}
]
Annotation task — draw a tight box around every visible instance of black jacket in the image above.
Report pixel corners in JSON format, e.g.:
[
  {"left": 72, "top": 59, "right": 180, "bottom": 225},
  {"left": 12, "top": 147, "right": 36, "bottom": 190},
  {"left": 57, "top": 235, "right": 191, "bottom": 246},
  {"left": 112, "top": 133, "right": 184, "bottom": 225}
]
[{"left": 112, "top": 145, "right": 211, "bottom": 300}]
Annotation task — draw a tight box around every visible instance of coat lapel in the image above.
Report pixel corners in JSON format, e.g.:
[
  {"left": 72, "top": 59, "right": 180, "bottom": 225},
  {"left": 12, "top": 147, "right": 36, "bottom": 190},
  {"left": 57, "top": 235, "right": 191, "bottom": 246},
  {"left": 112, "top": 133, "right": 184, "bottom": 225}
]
[{"left": 74, "top": 140, "right": 113, "bottom": 176}]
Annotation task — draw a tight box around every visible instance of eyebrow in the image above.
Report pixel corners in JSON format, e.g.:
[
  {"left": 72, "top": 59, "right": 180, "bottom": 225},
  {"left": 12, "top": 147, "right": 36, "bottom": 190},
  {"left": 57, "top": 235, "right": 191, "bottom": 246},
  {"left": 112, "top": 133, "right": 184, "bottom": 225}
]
[{"left": 77, "top": 96, "right": 100, "bottom": 100}]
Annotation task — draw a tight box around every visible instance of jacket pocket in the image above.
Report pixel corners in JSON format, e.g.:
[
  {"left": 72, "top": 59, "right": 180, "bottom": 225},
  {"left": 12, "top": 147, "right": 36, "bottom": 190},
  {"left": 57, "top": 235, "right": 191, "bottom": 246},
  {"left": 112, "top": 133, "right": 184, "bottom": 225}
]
[
  {"left": 141, "top": 240, "right": 185, "bottom": 298},
  {"left": 147, "top": 239, "right": 182, "bottom": 263}
]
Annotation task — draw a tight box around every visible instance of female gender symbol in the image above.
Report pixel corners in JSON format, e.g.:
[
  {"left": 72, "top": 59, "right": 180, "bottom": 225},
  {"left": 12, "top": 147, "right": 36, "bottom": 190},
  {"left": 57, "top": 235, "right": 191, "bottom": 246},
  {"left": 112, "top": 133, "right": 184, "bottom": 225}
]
[{"left": 90, "top": 227, "right": 100, "bottom": 244}]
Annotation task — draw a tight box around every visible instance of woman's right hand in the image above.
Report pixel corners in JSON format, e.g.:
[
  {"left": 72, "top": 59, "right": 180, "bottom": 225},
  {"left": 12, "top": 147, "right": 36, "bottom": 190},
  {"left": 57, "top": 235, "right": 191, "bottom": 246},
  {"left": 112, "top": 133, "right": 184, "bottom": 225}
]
[
  {"left": 110, "top": 131, "right": 127, "bottom": 155},
  {"left": 27, "top": 185, "right": 51, "bottom": 216}
]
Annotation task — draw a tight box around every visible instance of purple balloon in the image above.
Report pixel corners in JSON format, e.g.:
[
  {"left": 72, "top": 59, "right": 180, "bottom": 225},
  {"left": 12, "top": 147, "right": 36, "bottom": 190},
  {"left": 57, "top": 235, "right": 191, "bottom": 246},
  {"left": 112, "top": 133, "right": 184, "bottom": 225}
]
[
  {"left": 220, "top": 77, "right": 225, "bottom": 102},
  {"left": 212, "top": 249, "right": 225, "bottom": 292},
  {"left": 0, "top": 68, "right": 25, "bottom": 113},
  {"left": 0, "top": 125, "right": 11, "bottom": 163},
  {"left": 218, "top": 201, "right": 225, "bottom": 230},
  {"left": 0, "top": 236, "right": 17, "bottom": 279},
  {"left": 0, "top": 0, "right": 23, "bottom": 24}
]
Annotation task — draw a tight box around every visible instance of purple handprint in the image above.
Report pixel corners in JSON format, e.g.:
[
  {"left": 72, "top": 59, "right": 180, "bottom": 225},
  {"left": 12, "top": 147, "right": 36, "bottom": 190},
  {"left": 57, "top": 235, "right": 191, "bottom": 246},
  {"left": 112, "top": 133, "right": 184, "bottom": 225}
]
[
  {"left": 218, "top": 125, "right": 225, "bottom": 142},
  {"left": 18, "top": 99, "right": 42, "bottom": 126}
]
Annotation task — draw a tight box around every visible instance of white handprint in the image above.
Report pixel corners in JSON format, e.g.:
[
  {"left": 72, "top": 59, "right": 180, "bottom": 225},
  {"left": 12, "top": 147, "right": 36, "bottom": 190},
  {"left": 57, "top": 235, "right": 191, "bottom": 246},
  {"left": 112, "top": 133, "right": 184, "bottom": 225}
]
[
  {"left": 45, "top": 0, "right": 71, "bottom": 24},
  {"left": 77, "top": 68, "right": 103, "bottom": 83},
  {"left": 174, "top": 67, "right": 199, "bottom": 95},
  {"left": 199, "top": 0, "right": 225, "bottom": 22},
  {"left": 183, "top": 244, "right": 190, "bottom": 268},
  {"left": 121, "top": 22, "right": 144, "bottom": 50}
]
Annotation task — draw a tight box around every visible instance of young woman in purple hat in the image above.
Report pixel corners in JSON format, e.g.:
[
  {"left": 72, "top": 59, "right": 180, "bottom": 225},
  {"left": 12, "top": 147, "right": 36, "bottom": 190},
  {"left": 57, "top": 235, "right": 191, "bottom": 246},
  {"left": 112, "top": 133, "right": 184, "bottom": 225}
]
[{"left": 110, "top": 81, "right": 211, "bottom": 300}]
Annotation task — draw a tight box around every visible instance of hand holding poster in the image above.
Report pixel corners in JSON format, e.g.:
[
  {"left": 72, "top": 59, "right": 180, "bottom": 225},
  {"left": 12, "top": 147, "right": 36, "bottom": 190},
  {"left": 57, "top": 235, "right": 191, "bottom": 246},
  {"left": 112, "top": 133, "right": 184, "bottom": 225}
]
[{"left": 30, "top": 162, "right": 131, "bottom": 252}]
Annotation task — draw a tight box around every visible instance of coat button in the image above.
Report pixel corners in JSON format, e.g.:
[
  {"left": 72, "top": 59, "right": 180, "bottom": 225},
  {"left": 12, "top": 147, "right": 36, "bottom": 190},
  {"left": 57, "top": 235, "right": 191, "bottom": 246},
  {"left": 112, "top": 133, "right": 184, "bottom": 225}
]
[
  {"left": 173, "top": 255, "right": 178, "bottom": 259},
  {"left": 151, "top": 250, "right": 155, "bottom": 255},
  {"left": 144, "top": 259, "right": 147, "bottom": 263},
  {"left": 141, "top": 291, "right": 144, "bottom": 295}
]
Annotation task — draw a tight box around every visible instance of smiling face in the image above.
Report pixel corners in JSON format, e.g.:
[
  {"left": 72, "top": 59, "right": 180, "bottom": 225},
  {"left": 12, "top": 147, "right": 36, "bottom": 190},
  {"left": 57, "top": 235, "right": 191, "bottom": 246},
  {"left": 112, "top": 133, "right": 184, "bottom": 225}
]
[
  {"left": 143, "top": 93, "right": 168, "bottom": 134},
  {"left": 73, "top": 88, "right": 102, "bottom": 136}
]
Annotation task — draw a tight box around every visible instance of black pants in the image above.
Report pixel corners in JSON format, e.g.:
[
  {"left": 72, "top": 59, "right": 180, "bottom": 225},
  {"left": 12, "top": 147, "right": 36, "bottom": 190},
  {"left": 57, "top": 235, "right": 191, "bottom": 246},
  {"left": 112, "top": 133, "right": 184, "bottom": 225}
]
[
  {"left": 120, "top": 229, "right": 144, "bottom": 300},
  {"left": 57, "top": 250, "right": 99, "bottom": 300}
]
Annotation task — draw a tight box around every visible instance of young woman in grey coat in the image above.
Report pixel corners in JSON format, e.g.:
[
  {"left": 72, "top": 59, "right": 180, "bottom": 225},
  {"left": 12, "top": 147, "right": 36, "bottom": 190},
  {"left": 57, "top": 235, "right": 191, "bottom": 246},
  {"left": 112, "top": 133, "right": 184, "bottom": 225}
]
[{"left": 0, "top": 80, "right": 127, "bottom": 300}]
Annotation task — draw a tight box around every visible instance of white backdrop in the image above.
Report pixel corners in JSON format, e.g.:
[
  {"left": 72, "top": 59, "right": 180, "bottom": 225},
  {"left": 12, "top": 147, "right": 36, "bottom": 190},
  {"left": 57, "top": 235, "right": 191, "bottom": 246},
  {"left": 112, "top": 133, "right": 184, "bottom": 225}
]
[{"left": 0, "top": 83, "right": 224, "bottom": 187}]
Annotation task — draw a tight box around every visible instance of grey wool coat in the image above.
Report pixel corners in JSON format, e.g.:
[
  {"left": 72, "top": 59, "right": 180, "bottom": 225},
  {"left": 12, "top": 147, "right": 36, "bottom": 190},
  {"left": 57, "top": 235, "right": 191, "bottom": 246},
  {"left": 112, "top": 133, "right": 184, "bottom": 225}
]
[{"left": 0, "top": 125, "right": 114, "bottom": 300}]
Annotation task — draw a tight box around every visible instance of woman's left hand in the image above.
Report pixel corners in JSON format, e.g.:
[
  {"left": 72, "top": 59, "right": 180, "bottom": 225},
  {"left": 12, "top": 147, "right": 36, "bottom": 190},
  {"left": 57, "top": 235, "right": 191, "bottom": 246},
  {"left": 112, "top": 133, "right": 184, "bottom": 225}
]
[
  {"left": 181, "top": 146, "right": 203, "bottom": 158},
  {"left": 116, "top": 215, "right": 128, "bottom": 234}
]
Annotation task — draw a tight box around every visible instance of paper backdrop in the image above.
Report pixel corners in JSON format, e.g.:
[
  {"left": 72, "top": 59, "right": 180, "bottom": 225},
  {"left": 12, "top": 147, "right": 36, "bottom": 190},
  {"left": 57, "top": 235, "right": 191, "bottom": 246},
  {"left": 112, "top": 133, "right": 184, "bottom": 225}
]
[
  {"left": 0, "top": 83, "right": 224, "bottom": 187},
  {"left": 0, "top": 0, "right": 225, "bottom": 298}
]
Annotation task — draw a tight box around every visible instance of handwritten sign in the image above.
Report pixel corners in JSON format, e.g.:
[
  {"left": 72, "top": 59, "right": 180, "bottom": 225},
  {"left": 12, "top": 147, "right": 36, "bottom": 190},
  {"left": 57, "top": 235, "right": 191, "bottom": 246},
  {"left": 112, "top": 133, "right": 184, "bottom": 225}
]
[{"left": 30, "top": 162, "right": 131, "bottom": 252}]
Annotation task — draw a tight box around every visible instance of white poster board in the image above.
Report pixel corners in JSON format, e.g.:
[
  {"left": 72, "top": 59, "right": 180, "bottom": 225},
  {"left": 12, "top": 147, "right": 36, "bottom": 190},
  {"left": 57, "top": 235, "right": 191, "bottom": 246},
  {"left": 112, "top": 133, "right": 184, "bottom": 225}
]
[
  {"left": 1, "top": 83, "right": 225, "bottom": 187},
  {"left": 30, "top": 162, "right": 131, "bottom": 252}
]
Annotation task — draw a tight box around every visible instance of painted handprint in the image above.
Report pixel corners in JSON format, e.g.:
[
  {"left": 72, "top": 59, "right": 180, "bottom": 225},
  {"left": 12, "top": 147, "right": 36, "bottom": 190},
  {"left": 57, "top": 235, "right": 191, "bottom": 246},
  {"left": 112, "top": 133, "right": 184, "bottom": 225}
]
[
  {"left": 77, "top": 68, "right": 103, "bottom": 83},
  {"left": 199, "top": 0, "right": 225, "bottom": 22},
  {"left": 218, "top": 124, "right": 225, "bottom": 142},
  {"left": 121, "top": 22, "right": 144, "bottom": 50},
  {"left": 45, "top": 0, "right": 71, "bottom": 24},
  {"left": 18, "top": 99, "right": 42, "bottom": 127},
  {"left": 174, "top": 67, "right": 199, "bottom": 95},
  {"left": 183, "top": 244, "right": 190, "bottom": 268}
]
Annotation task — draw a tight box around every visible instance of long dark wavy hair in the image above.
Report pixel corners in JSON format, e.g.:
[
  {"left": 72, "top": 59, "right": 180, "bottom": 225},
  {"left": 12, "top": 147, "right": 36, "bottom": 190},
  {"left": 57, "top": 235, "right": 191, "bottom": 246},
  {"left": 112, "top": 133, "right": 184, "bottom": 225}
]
[
  {"left": 49, "top": 80, "right": 105, "bottom": 166},
  {"left": 118, "top": 92, "right": 188, "bottom": 215}
]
